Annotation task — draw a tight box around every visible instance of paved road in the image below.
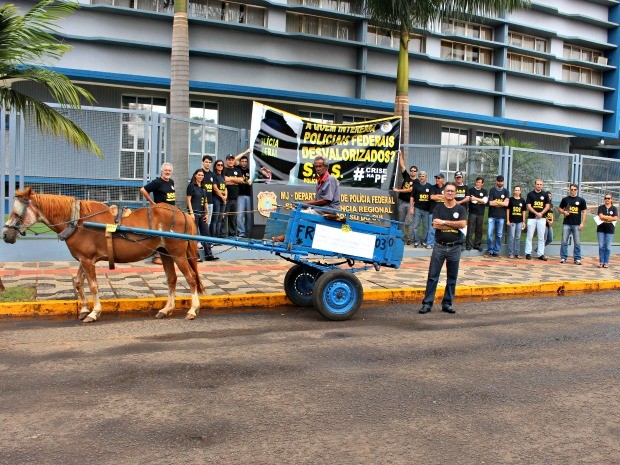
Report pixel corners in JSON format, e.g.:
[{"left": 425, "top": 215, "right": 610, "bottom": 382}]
[{"left": 1, "top": 293, "right": 618, "bottom": 465}]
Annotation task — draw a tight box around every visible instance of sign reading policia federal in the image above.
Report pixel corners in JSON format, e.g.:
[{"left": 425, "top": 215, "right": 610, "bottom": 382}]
[{"left": 249, "top": 102, "right": 401, "bottom": 226}]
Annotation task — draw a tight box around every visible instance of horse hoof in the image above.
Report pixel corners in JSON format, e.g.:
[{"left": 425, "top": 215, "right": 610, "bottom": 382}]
[
  {"left": 185, "top": 314, "right": 196, "bottom": 320},
  {"left": 82, "top": 316, "right": 96, "bottom": 323},
  {"left": 156, "top": 312, "right": 166, "bottom": 319},
  {"left": 78, "top": 312, "right": 89, "bottom": 321}
]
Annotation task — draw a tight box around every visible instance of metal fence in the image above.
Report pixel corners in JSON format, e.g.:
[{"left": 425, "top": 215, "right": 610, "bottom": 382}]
[
  {"left": 402, "top": 143, "right": 620, "bottom": 206},
  {"left": 3, "top": 106, "right": 619, "bottom": 228},
  {"left": 1, "top": 104, "right": 245, "bottom": 219},
  {"left": 401, "top": 144, "right": 504, "bottom": 187}
]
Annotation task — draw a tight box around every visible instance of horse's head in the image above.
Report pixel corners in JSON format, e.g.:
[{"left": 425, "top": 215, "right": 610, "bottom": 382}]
[{"left": 3, "top": 187, "right": 37, "bottom": 243}]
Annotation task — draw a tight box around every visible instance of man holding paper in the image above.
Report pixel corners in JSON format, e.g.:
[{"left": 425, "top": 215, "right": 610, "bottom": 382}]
[
  {"left": 419, "top": 182, "right": 467, "bottom": 315},
  {"left": 596, "top": 194, "right": 618, "bottom": 268}
]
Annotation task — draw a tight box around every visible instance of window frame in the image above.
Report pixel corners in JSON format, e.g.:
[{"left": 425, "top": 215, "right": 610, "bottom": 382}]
[{"left": 441, "top": 40, "right": 493, "bottom": 65}]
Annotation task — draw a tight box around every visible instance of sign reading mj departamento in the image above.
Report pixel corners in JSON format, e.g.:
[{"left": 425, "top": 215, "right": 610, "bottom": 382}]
[{"left": 249, "top": 102, "right": 401, "bottom": 225}]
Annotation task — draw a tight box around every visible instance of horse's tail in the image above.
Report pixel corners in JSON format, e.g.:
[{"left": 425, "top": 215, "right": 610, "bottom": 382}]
[{"left": 185, "top": 213, "right": 205, "bottom": 294}]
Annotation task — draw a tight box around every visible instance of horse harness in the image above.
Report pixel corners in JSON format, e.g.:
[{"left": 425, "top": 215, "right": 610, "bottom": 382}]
[
  {"left": 6, "top": 196, "right": 30, "bottom": 236},
  {"left": 58, "top": 200, "right": 82, "bottom": 241},
  {"left": 106, "top": 203, "right": 190, "bottom": 270}
]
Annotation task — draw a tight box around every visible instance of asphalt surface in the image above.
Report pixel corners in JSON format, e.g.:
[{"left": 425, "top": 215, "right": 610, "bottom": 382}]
[{"left": 0, "top": 293, "right": 618, "bottom": 464}]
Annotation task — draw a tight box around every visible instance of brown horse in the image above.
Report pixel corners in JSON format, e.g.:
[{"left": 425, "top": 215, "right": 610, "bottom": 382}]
[{"left": 2, "top": 187, "right": 204, "bottom": 322}]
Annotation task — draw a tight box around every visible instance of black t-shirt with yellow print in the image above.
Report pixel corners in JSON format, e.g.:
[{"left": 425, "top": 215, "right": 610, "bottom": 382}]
[
  {"left": 413, "top": 182, "right": 432, "bottom": 211},
  {"left": 508, "top": 197, "right": 525, "bottom": 223},
  {"left": 432, "top": 203, "right": 467, "bottom": 243},
  {"left": 526, "top": 190, "right": 550, "bottom": 219},
  {"left": 143, "top": 177, "right": 175, "bottom": 205}
]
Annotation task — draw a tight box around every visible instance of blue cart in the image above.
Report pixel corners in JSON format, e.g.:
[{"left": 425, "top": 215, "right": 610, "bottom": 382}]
[{"left": 85, "top": 204, "right": 404, "bottom": 321}]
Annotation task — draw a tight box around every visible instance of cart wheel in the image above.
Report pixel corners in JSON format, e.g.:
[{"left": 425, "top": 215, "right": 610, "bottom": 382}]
[
  {"left": 313, "top": 270, "right": 363, "bottom": 321},
  {"left": 284, "top": 264, "right": 322, "bottom": 307}
]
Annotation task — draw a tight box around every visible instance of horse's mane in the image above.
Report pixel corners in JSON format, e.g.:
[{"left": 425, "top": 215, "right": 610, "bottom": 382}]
[{"left": 22, "top": 190, "right": 110, "bottom": 217}]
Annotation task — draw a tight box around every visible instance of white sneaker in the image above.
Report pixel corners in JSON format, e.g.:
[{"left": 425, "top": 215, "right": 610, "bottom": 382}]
[
  {"left": 560, "top": 258, "right": 565, "bottom": 263},
  {"left": 197, "top": 244, "right": 204, "bottom": 249}
]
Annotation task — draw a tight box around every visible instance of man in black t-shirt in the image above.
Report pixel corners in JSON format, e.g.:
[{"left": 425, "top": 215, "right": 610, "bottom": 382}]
[
  {"left": 410, "top": 172, "right": 432, "bottom": 247},
  {"left": 199, "top": 155, "right": 215, "bottom": 226},
  {"left": 223, "top": 152, "right": 245, "bottom": 237},
  {"left": 485, "top": 175, "right": 509, "bottom": 257},
  {"left": 393, "top": 150, "right": 419, "bottom": 243},
  {"left": 427, "top": 174, "right": 446, "bottom": 248},
  {"left": 140, "top": 162, "right": 176, "bottom": 264},
  {"left": 235, "top": 150, "right": 253, "bottom": 237},
  {"left": 419, "top": 182, "right": 467, "bottom": 315},
  {"left": 140, "top": 162, "right": 176, "bottom": 206},
  {"left": 454, "top": 171, "right": 469, "bottom": 250},
  {"left": 597, "top": 194, "right": 618, "bottom": 267},
  {"left": 525, "top": 179, "right": 551, "bottom": 260},
  {"left": 558, "top": 183, "right": 588, "bottom": 264},
  {"left": 466, "top": 177, "right": 488, "bottom": 251}
]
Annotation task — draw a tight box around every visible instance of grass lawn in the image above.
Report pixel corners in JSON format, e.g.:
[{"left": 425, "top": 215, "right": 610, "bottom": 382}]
[{"left": 0, "top": 285, "right": 36, "bottom": 302}]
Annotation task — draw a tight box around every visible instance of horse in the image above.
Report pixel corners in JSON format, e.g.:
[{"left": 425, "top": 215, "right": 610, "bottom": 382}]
[{"left": 2, "top": 187, "right": 204, "bottom": 323}]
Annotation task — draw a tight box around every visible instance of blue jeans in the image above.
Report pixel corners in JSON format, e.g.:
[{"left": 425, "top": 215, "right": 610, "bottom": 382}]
[
  {"left": 487, "top": 217, "right": 505, "bottom": 254},
  {"left": 207, "top": 203, "right": 213, "bottom": 226},
  {"left": 397, "top": 200, "right": 411, "bottom": 238},
  {"left": 236, "top": 195, "right": 252, "bottom": 237},
  {"left": 210, "top": 198, "right": 226, "bottom": 238},
  {"left": 427, "top": 214, "right": 435, "bottom": 247},
  {"left": 422, "top": 243, "right": 462, "bottom": 308},
  {"left": 507, "top": 222, "right": 523, "bottom": 256},
  {"left": 597, "top": 232, "right": 613, "bottom": 265},
  {"left": 411, "top": 208, "right": 429, "bottom": 244},
  {"left": 560, "top": 224, "right": 582, "bottom": 260},
  {"left": 546, "top": 226, "right": 553, "bottom": 245},
  {"left": 193, "top": 213, "right": 213, "bottom": 258},
  {"left": 222, "top": 197, "right": 237, "bottom": 237},
  {"left": 525, "top": 218, "right": 546, "bottom": 256}
]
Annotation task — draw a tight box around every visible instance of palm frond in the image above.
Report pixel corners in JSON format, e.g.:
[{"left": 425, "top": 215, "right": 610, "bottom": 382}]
[
  {"left": 1, "top": 87, "right": 102, "bottom": 156},
  {"left": 0, "top": 0, "right": 78, "bottom": 65}
]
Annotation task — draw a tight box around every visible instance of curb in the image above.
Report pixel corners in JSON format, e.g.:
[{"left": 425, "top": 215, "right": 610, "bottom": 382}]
[{"left": 0, "top": 280, "right": 619, "bottom": 319}]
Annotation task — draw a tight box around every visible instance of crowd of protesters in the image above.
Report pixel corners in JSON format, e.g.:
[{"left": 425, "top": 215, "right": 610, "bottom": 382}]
[{"left": 394, "top": 151, "right": 617, "bottom": 268}]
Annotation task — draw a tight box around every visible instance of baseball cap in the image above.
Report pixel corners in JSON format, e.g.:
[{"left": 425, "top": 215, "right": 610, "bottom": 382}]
[
  {"left": 434, "top": 173, "right": 445, "bottom": 179},
  {"left": 496, "top": 174, "right": 504, "bottom": 181},
  {"left": 226, "top": 154, "right": 235, "bottom": 159},
  {"left": 455, "top": 171, "right": 463, "bottom": 178}
]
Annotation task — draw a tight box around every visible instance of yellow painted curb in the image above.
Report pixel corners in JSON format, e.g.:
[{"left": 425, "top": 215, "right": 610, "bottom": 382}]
[{"left": 0, "top": 281, "right": 618, "bottom": 319}]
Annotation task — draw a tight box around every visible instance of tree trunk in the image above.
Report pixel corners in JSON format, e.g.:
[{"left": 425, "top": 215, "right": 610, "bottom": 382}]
[
  {"left": 170, "top": 0, "right": 189, "bottom": 203},
  {"left": 395, "top": 26, "right": 411, "bottom": 166}
]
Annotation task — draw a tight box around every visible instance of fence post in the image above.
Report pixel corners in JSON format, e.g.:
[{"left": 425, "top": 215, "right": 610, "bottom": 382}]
[
  {"left": 1, "top": 103, "right": 5, "bottom": 220},
  {"left": 573, "top": 153, "right": 582, "bottom": 195},
  {"left": 7, "top": 107, "right": 19, "bottom": 209}
]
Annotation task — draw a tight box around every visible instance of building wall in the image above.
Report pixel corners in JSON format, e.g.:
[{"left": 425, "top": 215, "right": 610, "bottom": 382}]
[{"left": 9, "top": 0, "right": 620, "bottom": 153}]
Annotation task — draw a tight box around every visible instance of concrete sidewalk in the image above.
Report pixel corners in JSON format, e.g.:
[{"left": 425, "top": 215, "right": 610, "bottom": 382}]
[{"left": 1, "top": 247, "right": 619, "bottom": 318}]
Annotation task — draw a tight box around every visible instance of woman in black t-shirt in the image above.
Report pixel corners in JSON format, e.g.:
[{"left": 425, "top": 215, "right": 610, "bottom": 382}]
[
  {"left": 186, "top": 170, "right": 217, "bottom": 262},
  {"left": 597, "top": 194, "right": 618, "bottom": 268},
  {"left": 210, "top": 160, "right": 228, "bottom": 238}
]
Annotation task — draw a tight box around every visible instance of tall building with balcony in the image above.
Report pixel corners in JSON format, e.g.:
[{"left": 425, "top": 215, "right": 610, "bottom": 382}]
[{"left": 11, "top": 0, "right": 620, "bottom": 160}]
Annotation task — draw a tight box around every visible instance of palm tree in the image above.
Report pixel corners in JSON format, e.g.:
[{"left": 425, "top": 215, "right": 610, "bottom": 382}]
[
  {"left": 168, "top": 0, "right": 190, "bottom": 197},
  {"left": 0, "top": 0, "right": 101, "bottom": 156},
  {"left": 351, "top": 0, "right": 529, "bottom": 148}
]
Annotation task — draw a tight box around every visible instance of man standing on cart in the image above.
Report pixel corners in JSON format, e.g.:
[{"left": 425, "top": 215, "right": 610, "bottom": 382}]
[{"left": 419, "top": 182, "right": 467, "bottom": 315}]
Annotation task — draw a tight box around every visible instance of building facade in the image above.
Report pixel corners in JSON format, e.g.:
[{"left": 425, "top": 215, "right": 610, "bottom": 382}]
[{"left": 11, "top": 0, "right": 620, "bottom": 166}]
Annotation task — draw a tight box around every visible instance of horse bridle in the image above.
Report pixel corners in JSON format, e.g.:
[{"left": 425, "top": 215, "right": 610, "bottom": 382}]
[{"left": 5, "top": 196, "right": 30, "bottom": 236}]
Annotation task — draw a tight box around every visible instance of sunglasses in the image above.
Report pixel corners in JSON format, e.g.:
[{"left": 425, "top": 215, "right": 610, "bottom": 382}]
[
  {"left": 410, "top": 169, "right": 418, "bottom": 172},
  {"left": 605, "top": 197, "right": 612, "bottom": 200}
]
